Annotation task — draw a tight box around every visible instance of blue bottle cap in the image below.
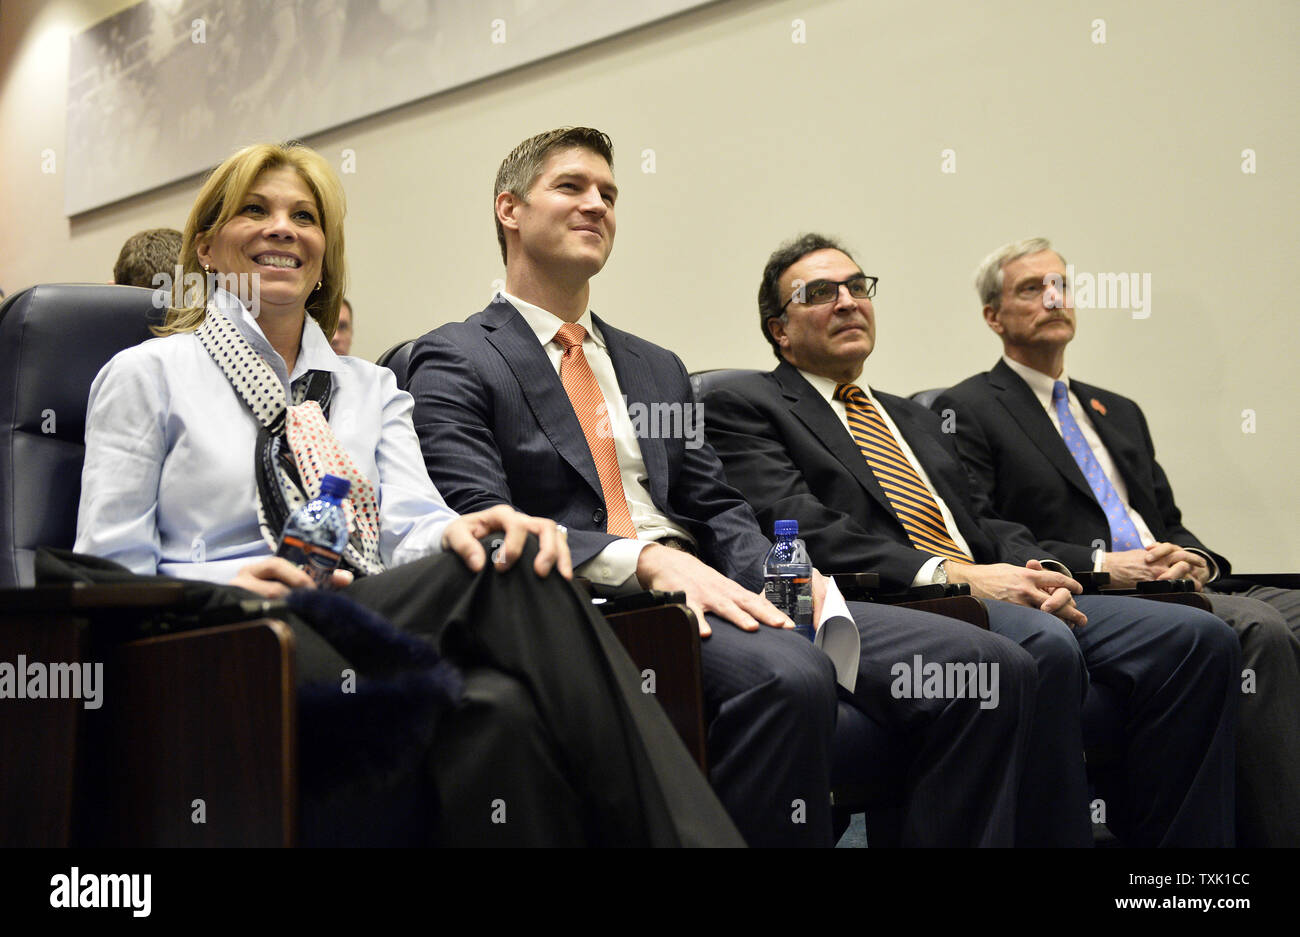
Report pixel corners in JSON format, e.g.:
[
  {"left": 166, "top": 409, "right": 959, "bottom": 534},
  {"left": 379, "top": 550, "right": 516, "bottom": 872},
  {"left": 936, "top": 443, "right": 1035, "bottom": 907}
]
[
  {"left": 773, "top": 519, "right": 798, "bottom": 537},
  {"left": 319, "top": 473, "right": 352, "bottom": 499}
]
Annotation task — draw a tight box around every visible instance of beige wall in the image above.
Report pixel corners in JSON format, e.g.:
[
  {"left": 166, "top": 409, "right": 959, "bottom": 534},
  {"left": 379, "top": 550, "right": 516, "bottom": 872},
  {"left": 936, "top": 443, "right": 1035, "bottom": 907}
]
[{"left": 3, "top": 0, "right": 1297, "bottom": 568}]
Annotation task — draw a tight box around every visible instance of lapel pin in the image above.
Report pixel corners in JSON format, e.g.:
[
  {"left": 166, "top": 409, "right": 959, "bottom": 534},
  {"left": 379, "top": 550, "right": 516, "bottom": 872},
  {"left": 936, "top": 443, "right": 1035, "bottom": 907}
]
[{"left": 1090, "top": 398, "right": 1107, "bottom": 416}]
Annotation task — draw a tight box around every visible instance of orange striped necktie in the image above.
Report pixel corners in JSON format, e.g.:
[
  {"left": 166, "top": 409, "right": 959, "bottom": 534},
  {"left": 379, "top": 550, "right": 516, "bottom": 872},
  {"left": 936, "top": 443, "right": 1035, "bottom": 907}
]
[
  {"left": 554, "top": 323, "right": 637, "bottom": 538},
  {"left": 833, "top": 383, "right": 972, "bottom": 564}
]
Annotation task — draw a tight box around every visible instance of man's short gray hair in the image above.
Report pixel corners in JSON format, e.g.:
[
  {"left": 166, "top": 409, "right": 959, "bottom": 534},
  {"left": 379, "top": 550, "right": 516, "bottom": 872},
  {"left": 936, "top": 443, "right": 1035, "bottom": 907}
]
[{"left": 974, "top": 237, "right": 1064, "bottom": 308}]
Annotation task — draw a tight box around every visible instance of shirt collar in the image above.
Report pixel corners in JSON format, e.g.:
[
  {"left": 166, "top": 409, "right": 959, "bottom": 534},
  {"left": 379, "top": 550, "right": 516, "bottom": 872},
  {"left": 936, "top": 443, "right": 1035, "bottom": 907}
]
[
  {"left": 1002, "top": 354, "right": 1069, "bottom": 409},
  {"left": 210, "top": 287, "right": 341, "bottom": 382},
  {"left": 502, "top": 290, "right": 604, "bottom": 351},
  {"left": 796, "top": 366, "right": 877, "bottom": 408}
]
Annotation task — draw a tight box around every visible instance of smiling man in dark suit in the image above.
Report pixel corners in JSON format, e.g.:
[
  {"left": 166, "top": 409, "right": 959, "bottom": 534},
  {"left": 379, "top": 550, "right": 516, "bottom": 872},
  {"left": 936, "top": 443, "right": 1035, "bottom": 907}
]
[
  {"left": 703, "top": 232, "right": 1242, "bottom": 847},
  {"left": 936, "top": 236, "right": 1300, "bottom": 846},
  {"left": 406, "top": 128, "right": 1040, "bottom": 847}
]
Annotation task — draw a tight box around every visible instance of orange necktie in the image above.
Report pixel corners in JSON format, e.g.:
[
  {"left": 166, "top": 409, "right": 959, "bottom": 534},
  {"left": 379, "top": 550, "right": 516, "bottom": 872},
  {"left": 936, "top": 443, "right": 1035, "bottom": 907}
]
[
  {"left": 555, "top": 323, "right": 637, "bottom": 537},
  {"left": 835, "top": 383, "right": 973, "bottom": 564}
]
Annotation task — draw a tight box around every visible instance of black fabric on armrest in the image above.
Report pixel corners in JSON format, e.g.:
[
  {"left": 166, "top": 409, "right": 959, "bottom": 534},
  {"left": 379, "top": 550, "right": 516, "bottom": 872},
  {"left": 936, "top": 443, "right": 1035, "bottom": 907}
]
[{"left": 1072, "top": 571, "right": 1111, "bottom": 593}]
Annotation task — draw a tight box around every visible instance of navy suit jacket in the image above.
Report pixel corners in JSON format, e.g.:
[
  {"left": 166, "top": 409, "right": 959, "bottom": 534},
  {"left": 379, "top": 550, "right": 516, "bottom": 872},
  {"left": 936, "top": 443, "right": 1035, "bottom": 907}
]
[
  {"left": 936, "top": 359, "right": 1231, "bottom": 576},
  {"left": 407, "top": 297, "right": 773, "bottom": 591},
  {"left": 702, "top": 361, "right": 1054, "bottom": 592}
]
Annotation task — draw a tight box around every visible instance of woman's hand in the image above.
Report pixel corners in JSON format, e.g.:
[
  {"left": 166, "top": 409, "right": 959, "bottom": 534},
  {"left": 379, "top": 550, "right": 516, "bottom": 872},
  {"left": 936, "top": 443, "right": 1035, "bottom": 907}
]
[
  {"left": 441, "top": 505, "right": 573, "bottom": 580},
  {"left": 230, "top": 556, "right": 353, "bottom": 598}
]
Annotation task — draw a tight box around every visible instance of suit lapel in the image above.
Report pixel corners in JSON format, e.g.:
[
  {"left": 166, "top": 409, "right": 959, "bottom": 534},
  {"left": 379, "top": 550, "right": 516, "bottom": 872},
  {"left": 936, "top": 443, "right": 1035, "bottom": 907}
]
[
  {"left": 1071, "top": 377, "right": 1148, "bottom": 499},
  {"left": 876, "top": 391, "right": 989, "bottom": 551},
  {"left": 481, "top": 299, "right": 603, "bottom": 500},
  {"left": 772, "top": 363, "right": 896, "bottom": 516},
  {"left": 879, "top": 396, "right": 964, "bottom": 505},
  {"left": 988, "top": 359, "right": 1095, "bottom": 502},
  {"left": 597, "top": 313, "right": 670, "bottom": 506}
]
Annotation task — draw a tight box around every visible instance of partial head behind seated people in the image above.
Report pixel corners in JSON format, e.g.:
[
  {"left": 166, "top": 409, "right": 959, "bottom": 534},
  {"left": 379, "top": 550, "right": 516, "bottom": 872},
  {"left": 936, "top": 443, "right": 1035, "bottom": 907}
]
[
  {"left": 330, "top": 297, "right": 353, "bottom": 355},
  {"left": 113, "top": 227, "right": 183, "bottom": 288}
]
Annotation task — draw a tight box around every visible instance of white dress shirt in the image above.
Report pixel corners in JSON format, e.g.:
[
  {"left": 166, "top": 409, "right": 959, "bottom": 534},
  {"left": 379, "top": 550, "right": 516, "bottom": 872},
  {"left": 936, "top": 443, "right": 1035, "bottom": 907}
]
[
  {"left": 1001, "top": 356, "right": 1159, "bottom": 570},
  {"left": 75, "top": 289, "right": 456, "bottom": 583},
  {"left": 505, "top": 291, "right": 695, "bottom": 590},
  {"left": 796, "top": 369, "right": 976, "bottom": 586}
]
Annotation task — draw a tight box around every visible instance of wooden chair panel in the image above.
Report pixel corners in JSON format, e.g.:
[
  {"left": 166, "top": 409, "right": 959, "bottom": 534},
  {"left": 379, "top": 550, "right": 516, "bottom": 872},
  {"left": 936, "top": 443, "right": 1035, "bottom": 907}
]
[{"left": 604, "top": 604, "right": 708, "bottom": 774}]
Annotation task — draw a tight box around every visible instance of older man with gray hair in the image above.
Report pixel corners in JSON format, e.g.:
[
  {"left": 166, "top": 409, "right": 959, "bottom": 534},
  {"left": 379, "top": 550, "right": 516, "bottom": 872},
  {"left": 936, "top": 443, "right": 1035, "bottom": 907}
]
[{"left": 937, "top": 237, "right": 1300, "bottom": 846}]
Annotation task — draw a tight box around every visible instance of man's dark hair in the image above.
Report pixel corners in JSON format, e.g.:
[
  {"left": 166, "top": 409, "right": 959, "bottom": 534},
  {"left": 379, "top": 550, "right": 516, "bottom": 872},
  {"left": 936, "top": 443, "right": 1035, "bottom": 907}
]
[
  {"left": 757, "top": 233, "right": 857, "bottom": 359},
  {"left": 494, "top": 127, "right": 614, "bottom": 265},
  {"left": 113, "top": 227, "right": 183, "bottom": 287}
]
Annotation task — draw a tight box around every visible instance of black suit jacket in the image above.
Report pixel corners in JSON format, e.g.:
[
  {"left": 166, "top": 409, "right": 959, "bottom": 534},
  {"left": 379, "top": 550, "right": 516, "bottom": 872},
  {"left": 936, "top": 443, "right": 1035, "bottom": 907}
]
[
  {"left": 936, "top": 359, "right": 1230, "bottom": 576},
  {"left": 702, "top": 361, "right": 1054, "bottom": 591},
  {"left": 407, "top": 297, "right": 773, "bottom": 590}
]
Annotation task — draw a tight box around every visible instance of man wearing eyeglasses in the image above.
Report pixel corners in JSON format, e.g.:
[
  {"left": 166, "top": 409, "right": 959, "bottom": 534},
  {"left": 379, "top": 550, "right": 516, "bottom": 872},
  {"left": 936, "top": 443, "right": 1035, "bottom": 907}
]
[
  {"left": 702, "top": 233, "right": 1241, "bottom": 846},
  {"left": 934, "top": 237, "right": 1300, "bottom": 846}
]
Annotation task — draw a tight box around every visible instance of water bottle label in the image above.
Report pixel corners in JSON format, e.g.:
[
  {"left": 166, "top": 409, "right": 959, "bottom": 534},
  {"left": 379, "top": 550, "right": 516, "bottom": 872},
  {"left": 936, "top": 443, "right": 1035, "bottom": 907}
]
[
  {"left": 764, "top": 576, "right": 814, "bottom": 638},
  {"left": 277, "top": 534, "right": 342, "bottom": 588}
]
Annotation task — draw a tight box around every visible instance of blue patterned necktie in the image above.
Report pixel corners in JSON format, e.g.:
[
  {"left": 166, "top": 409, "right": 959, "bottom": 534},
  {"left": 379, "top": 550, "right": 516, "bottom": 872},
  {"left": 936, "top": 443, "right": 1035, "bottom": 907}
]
[{"left": 1051, "top": 380, "right": 1144, "bottom": 551}]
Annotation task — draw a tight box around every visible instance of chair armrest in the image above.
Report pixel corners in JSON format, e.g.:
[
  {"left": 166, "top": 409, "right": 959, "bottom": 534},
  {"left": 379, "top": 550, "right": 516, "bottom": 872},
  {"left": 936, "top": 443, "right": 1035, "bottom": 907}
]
[
  {"left": 1072, "top": 571, "right": 1111, "bottom": 593},
  {"left": 1124, "top": 590, "right": 1213, "bottom": 612},
  {"left": 1134, "top": 578, "right": 1198, "bottom": 595},
  {"left": 89, "top": 618, "right": 297, "bottom": 846},
  {"left": 893, "top": 595, "right": 990, "bottom": 630},
  {"left": 0, "top": 598, "right": 89, "bottom": 846},
  {"left": 1219, "top": 572, "right": 1300, "bottom": 590},
  {"left": 1, "top": 584, "right": 296, "bottom": 847},
  {"left": 599, "top": 597, "right": 708, "bottom": 773},
  {"left": 0, "top": 581, "right": 187, "bottom": 612},
  {"left": 1090, "top": 576, "right": 1212, "bottom": 611},
  {"left": 830, "top": 573, "right": 986, "bottom": 629},
  {"left": 830, "top": 572, "right": 880, "bottom": 597},
  {"left": 594, "top": 589, "right": 687, "bottom": 615},
  {"left": 874, "top": 583, "right": 973, "bottom": 602},
  {"left": 831, "top": 572, "right": 971, "bottom": 603},
  {"left": 1062, "top": 570, "right": 1212, "bottom": 612}
]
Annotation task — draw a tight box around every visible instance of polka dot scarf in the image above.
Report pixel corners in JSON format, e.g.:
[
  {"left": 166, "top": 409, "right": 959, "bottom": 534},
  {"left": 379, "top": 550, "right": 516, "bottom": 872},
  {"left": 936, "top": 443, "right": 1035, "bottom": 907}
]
[{"left": 196, "top": 308, "right": 385, "bottom": 576}]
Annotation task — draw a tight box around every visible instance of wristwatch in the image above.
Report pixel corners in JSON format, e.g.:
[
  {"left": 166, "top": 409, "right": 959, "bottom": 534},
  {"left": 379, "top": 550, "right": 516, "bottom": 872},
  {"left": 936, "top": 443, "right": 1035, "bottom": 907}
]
[{"left": 933, "top": 559, "right": 948, "bottom": 585}]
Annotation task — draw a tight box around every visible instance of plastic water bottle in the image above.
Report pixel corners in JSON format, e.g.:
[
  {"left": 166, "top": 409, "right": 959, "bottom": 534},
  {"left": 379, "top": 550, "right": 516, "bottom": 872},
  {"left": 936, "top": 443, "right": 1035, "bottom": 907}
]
[
  {"left": 276, "top": 473, "right": 351, "bottom": 587},
  {"left": 763, "top": 519, "right": 814, "bottom": 640}
]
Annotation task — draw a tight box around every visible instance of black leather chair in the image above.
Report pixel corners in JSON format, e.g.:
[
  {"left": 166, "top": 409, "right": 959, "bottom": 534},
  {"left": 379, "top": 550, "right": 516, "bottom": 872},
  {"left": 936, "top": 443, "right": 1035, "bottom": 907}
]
[
  {"left": 0, "top": 284, "right": 295, "bottom": 846},
  {"left": 909, "top": 387, "right": 946, "bottom": 410},
  {"left": 689, "top": 368, "right": 761, "bottom": 403},
  {"left": 0, "top": 284, "right": 165, "bottom": 587},
  {"left": 376, "top": 339, "right": 416, "bottom": 388}
]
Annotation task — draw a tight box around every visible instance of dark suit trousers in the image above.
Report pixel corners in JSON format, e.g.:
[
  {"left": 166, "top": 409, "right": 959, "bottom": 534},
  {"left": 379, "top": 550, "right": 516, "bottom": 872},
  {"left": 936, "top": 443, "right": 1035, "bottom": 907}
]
[
  {"left": 980, "top": 595, "right": 1238, "bottom": 847},
  {"left": 696, "top": 615, "right": 839, "bottom": 847},
  {"left": 1203, "top": 589, "right": 1300, "bottom": 847},
  {"left": 1064, "top": 595, "right": 1240, "bottom": 847},
  {"left": 1231, "top": 584, "right": 1300, "bottom": 638},
  {"left": 343, "top": 541, "right": 745, "bottom": 847},
  {"left": 978, "top": 601, "right": 1093, "bottom": 846},
  {"left": 836, "top": 601, "right": 1036, "bottom": 847}
]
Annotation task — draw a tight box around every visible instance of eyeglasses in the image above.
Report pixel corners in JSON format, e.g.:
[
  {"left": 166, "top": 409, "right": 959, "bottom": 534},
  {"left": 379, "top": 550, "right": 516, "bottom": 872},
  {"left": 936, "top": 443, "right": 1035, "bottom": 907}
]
[
  {"left": 782, "top": 275, "right": 878, "bottom": 311},
  {"left": 1014, "top": 276, "right": 1069, "bottom": 302}
]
